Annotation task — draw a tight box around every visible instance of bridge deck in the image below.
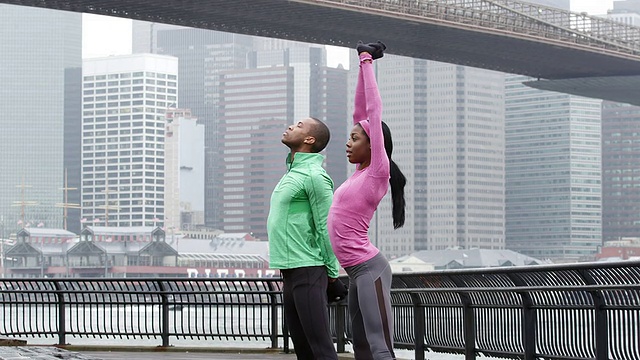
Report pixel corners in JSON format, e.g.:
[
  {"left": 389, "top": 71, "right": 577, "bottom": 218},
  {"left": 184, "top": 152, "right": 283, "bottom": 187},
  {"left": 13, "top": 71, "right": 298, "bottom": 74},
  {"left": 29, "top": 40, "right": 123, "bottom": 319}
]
[{"left": 5, "top": 0, "right": 640, "bottom": 80}]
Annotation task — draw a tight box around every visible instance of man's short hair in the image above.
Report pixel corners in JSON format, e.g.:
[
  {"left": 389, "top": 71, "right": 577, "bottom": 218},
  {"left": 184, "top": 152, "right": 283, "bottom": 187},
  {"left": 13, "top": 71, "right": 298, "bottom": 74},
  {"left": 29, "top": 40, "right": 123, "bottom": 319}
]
[{"left": 309, "top": 117, "right": 330, "bottom": 153}]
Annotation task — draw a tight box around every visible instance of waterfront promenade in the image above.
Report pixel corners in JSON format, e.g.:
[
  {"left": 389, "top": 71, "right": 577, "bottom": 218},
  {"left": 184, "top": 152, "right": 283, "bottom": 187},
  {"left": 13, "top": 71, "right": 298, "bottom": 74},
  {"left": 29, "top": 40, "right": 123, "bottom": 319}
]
[
  {"left": 90, "top": 350, "right": 363, "bottom": 360},
  {"left": 2, "top": 262, "right": 639, "bottom": 360},
  {"left": 0, "top": 346, "right": 376, "bottom": 360}
]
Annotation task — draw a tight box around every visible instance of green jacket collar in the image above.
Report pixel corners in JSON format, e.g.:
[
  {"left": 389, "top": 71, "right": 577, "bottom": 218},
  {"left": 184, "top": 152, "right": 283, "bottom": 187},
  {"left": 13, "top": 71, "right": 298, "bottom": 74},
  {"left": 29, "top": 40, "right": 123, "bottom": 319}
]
[{"left": 286, "top": 152, "right": 325, "bottom": 170}]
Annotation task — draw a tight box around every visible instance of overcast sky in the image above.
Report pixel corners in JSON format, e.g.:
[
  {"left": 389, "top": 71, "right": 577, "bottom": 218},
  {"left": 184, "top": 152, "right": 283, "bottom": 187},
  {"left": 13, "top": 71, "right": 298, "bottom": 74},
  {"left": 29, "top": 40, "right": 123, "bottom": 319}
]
[{"left": 82, "top": 0, "right": 616, "bottom": 61}]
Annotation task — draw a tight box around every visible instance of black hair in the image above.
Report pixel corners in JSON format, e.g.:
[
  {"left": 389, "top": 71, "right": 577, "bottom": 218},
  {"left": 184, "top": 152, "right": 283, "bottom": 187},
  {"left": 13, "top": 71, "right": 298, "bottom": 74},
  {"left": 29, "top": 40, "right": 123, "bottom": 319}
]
[
  {"left": 381, "top": 121, "right": 406, "bottom": 229},
  {"left": 309, "top": 117, "right": 330, "bottom": 153}
]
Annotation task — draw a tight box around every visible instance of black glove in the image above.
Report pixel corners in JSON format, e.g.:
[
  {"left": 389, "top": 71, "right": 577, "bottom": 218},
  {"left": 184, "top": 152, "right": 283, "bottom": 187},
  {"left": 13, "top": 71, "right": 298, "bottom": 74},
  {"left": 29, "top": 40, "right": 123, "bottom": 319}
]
[
  {"left": 356, "top": 40, "right": 386, "bottom": 60},
  {"left": 327, "top": 278, "right": 348, "bottom": 303}
]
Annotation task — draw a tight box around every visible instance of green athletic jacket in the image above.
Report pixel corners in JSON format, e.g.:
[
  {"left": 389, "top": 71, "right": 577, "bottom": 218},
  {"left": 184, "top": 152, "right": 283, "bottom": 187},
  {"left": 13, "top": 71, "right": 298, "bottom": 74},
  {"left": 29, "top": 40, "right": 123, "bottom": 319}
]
[{"left": 267, "top": 152, "right": 340, "bottom": 278}]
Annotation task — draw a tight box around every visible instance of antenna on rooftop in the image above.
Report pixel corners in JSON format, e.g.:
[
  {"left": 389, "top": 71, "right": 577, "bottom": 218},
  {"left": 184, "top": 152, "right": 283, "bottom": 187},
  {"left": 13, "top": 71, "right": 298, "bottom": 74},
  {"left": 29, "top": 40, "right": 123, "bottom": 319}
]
[
  {"left": 98, "top": 187, "right": 121, "bottom": 227},
  {"left": 12, "top": 175, "right": 38, "bottom": 228},
  {"left": 55, "top": 169, "right": 80, "bottom": 230}
]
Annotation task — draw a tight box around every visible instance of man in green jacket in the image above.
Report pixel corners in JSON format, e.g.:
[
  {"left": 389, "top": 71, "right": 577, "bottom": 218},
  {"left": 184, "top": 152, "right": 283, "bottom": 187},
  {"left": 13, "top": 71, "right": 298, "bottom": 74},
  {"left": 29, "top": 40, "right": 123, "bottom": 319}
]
[{"left": 267, "top": 116, "right": 340, "bottom": 360}]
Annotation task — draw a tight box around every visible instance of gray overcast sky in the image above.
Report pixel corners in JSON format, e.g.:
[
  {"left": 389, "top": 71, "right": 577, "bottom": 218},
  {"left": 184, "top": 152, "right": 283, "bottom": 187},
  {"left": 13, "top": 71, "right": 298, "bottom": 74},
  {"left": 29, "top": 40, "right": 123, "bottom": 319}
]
[{"left": 82, "top": 0, "right": 615, "bottom": 60}]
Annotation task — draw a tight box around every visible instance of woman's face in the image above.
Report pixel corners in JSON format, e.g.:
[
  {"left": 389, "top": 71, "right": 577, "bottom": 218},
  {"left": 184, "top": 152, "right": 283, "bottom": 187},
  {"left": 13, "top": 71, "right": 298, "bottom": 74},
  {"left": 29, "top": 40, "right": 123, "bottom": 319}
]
[{"left": 346, "top": 124, "right": 371, "bottom": 165}]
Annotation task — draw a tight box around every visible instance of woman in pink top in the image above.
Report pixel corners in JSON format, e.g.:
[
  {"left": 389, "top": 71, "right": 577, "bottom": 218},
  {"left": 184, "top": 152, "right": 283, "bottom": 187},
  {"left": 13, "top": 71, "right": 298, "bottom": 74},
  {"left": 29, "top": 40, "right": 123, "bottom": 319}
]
[{"left": 328, "top": 41, "right": 407, "bottom": 360}]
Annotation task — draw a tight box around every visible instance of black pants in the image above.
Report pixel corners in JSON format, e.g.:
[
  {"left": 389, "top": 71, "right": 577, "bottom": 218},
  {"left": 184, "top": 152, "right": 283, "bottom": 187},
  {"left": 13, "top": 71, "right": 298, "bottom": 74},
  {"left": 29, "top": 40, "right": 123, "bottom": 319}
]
[{"left": 281, "top": 266, "right": 338, "bottom": 360}]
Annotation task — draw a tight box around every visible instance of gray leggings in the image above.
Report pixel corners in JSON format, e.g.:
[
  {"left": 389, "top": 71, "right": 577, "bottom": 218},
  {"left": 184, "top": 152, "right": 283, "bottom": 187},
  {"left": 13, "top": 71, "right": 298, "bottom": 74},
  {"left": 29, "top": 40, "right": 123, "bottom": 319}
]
[{"left": 345, "top": 252, "right": 395, "bottom": 360}]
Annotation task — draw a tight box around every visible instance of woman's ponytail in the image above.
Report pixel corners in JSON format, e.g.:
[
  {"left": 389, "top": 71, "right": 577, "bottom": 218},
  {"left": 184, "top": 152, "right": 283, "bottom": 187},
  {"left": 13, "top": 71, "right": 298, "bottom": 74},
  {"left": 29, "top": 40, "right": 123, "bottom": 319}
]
[{"left": 381, "top": 122, "right": 407, "bottom": 229}]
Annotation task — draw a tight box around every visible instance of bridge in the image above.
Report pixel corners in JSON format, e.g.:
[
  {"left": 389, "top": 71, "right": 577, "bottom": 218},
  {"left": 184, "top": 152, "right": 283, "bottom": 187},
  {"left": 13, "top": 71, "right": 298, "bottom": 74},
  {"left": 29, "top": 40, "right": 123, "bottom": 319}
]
[{"left": 3, "top": 0, "right": 640, "bottom": 105}]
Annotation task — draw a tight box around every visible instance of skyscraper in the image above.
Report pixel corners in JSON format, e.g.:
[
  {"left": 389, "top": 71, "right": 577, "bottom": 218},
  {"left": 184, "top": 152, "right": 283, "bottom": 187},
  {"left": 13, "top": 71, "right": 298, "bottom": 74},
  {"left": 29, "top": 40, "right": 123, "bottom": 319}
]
[
  {"left": 312, "top": 64, "right": 349, "bottom": 187},
  {"left": 600, "top": 1, "right": 640, "bottom": 243},
  {"left": 601, "top": 102, "right": 640, "bottom": 242},
  {"left": 505, "top": 76, "right": 602, "bottom": 262},
  {"left": 164, "top": 108, "right": 205, "bottom": 232},
  {"left": 0, "top": 5, "right": 82, "bottom": 233},
  {"left": 81, "top": 54, "right": 178, "bottom": 227},
  {"left": 216, "top": 66, "right": 292, "bottom": 238}
]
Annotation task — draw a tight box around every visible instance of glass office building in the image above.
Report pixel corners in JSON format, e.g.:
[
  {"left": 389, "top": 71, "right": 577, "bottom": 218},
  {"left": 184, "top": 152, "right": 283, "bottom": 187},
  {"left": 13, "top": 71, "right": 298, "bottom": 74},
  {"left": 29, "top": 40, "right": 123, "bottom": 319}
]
[
  {"left": 0, "top": 5, "right": 82, "bottom": 233},
  {"left": 505, "top": 76, "right": 602, "bottom": 262}
]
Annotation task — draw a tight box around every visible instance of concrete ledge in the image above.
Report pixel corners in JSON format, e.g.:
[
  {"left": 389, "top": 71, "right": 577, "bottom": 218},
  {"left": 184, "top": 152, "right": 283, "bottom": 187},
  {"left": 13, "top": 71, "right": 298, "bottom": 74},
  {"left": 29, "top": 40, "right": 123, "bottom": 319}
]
[
  {"left": 59, "top": 345, "right": 286, "bottom": 354},
  {"left": 58, "top": 346, "right": 407, "bottom": 359},
  {"left": 0, "top": 339, "right": 28, "bottom": 346},
  {"left": 62, "top": 346, "right": 361, "bottom": 359}
]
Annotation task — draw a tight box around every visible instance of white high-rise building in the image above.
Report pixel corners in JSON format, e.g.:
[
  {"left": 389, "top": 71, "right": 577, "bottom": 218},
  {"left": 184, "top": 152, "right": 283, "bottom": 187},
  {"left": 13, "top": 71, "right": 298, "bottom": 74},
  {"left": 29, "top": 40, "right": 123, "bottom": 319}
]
[
  {"left": 164, "top": 108, "right": 205, "bottom": 232},
  {"left": 81, "top": 54, "right": 178, "bottom": 227}
]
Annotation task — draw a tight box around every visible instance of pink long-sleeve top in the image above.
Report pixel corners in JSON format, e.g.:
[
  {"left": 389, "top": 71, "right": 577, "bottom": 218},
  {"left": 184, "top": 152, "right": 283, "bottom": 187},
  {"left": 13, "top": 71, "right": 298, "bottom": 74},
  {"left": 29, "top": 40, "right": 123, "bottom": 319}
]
[{"left": 328, "top": 53, "right": 390, "bottom": 268}]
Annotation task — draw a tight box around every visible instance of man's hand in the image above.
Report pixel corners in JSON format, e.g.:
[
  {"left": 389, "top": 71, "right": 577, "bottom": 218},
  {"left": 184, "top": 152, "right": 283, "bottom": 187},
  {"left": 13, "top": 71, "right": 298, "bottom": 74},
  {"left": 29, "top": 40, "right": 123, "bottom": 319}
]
[{"left": 327, "top": 278, "right": 348, "bottom": 303}]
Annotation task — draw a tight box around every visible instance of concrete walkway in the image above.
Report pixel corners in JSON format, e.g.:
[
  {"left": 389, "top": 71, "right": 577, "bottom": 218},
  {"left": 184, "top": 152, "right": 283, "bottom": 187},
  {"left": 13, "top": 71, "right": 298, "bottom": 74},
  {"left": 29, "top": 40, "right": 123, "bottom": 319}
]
[
  {"left": 81, "top": 348, "right": 363, "bottom": 360},
  {"left": 86, "top": 350, "right": 299, "bottom": 360},
  {"left": 0, "top": 346, "right": 364, "bottom": 360}
]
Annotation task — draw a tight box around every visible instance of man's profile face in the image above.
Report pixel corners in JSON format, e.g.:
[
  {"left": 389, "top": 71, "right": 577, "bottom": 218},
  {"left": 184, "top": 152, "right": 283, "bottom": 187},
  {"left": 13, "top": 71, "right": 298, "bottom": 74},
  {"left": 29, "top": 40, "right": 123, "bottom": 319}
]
[{"left": 281, "top": 117, "right": 315, "bottom": 149}]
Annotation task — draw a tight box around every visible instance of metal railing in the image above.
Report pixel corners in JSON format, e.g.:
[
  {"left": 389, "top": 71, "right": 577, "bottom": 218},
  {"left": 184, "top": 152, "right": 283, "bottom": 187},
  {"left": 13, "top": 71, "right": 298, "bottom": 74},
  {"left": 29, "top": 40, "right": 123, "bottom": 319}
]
[
  {"left": 0, "top": 278, "right": 285, "bottom": 348},
  {"left": 1, "top": 260, "right": 639, "bottom": 359},
  {"left": 390, "top": 260, "right": 640, "bottom": 360}
]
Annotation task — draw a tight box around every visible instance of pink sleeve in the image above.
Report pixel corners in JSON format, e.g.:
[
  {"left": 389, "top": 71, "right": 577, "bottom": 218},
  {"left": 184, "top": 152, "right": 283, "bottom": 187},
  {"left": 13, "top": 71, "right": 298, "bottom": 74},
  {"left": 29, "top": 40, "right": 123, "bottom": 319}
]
[
  {"left": 361, "top": 54, "right": 389, "bottom": 177},
  {"left": 353, "top": 55, "right": 367, "bottom": 124}
]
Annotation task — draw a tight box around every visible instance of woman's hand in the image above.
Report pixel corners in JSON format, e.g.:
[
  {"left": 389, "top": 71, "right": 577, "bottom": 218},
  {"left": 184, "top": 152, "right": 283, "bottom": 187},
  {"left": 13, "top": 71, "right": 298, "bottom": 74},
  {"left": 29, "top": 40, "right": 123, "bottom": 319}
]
[{"left": 356, "top": 41, "right": 386, "bottom": 59}]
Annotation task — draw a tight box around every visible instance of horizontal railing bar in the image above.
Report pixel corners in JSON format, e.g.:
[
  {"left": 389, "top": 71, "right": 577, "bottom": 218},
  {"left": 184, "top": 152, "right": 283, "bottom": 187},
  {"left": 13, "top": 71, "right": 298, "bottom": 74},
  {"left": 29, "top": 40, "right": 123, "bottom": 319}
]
[
  {"left": 0, "top": 290, "right": 282, "bottom": 295},
  {"left": 395, "top": 283, "right": 640, "bottom": 293}
]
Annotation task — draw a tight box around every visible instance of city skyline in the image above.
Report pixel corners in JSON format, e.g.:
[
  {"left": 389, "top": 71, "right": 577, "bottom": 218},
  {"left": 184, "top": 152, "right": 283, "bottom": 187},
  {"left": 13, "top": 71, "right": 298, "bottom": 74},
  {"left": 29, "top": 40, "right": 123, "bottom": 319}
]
[{"left": 2, "top": 0, "right": 639, "bottom": 265}]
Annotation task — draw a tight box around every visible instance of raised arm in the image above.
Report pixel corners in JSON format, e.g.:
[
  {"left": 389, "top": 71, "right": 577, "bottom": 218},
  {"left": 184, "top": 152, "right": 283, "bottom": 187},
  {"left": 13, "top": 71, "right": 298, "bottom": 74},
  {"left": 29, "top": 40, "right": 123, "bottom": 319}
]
[
  {"left": 353, "top": 57, "right": 367, "bottom": 125},
  {"left": 360, "top": 53, "right": 389, "bottom": 176}
]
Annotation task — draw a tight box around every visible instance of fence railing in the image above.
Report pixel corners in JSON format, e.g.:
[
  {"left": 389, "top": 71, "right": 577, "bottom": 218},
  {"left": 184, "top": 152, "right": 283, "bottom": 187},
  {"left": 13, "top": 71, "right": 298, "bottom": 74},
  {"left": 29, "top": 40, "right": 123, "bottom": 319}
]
[{"left": 1, "top": 260, "right": 639, "bottom": 360}]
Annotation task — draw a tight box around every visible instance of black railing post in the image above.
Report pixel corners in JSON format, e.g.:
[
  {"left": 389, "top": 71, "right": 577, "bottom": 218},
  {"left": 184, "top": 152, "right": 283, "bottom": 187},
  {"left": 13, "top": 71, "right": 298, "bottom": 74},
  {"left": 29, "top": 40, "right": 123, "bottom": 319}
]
[
  {"left": 579, "top": 269, "right": 609, "bottom": 359},
  {"left": 158, "top": 280, "right": 170, "bottom": 347},
  {"left": 449, "top": 275, "right": 475, "bottom": 360},
  {"left": 460, "top": 292, "right": 475, "bottom": 360},
  {"left": 410, "top": 292, "right": 426, "bottom": 360},
  {"left": 266, "top": 280, "right": 280, "bottom": 349},
  {"left": 54, "top": 281, "right": 67, "bottom": 345},
  {"left": 508, "top": 274, "right": 536, "bottom": 360},
  {"left": 283, "top": 310, "right": 290, "bottom": 353},
  {"left": 335, "top": 301, "right": 347, "bottom": 353},
  {"left": 274, "top": 276, "right": 291, "bottom": 354}
]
